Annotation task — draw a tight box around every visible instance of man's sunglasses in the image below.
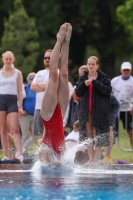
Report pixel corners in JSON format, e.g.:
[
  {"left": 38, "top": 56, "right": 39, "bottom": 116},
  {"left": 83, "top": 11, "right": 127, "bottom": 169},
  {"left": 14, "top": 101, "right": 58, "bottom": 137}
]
[
  {"left": 44, "top": 57, "right": 50, "bottom": 60},
  {"left": 29, "top": 77, "right": 34, "bottom": 80}
]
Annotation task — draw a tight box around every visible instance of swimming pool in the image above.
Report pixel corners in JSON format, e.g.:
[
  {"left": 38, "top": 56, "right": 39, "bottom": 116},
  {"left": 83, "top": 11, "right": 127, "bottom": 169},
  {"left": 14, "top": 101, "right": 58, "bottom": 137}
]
[{"left": 0, "top": 163, "right": 133, "bottom": 200}]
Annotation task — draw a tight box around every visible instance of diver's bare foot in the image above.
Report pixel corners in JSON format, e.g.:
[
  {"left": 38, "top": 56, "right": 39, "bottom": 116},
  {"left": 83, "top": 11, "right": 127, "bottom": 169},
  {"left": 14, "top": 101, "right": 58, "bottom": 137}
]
[
  {"left": 57, "top": 23, "right": 67, "bottom": 43},
  {"left": 65, "top": 23, "right": 72, "bottom": 42}
]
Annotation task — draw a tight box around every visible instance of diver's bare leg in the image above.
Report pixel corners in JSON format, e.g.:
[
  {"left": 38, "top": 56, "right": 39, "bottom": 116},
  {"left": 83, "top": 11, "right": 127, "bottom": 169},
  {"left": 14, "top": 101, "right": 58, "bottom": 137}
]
[
  {"left": 58, "top": 23, "right": 72, "bottom": 117},
  {"left": 41, "top": 23, "right": 68, "bottom": 121}
]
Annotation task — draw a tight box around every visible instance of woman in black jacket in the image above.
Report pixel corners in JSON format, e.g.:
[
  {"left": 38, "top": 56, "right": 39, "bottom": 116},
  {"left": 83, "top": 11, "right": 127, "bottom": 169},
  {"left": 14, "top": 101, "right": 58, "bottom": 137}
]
[{"left": 74, "top": 56, "right": 112, "bottom": 166}]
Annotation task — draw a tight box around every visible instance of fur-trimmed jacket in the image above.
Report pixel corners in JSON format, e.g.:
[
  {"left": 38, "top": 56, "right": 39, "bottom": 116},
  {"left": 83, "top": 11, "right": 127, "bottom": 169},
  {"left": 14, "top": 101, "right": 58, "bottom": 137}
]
[{"left": 75, "top": 70, "right": 112, "bottom": 142}]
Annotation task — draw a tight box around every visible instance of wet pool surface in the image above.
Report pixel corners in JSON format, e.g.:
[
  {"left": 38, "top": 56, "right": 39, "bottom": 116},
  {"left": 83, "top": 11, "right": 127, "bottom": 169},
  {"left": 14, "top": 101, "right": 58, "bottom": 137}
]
[{"left": 0, "top": 163, "right": 133, "bottom": 200}]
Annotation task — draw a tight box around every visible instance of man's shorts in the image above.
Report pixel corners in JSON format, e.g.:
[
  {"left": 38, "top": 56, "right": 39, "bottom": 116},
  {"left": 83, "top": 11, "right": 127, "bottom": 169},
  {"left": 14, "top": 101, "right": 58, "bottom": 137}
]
[{"left": 115, "top": 111, "right": 133, "bottom": 131}]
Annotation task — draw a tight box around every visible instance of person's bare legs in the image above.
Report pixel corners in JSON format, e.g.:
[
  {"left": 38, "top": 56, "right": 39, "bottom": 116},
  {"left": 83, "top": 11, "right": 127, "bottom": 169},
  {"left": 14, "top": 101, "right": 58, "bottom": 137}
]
[
  {"left": 84, "top": 114, "right": 95, "bottom": 164},
  {"left": 84, "top": 129, "right": 95, "bottom": 166},
  {"left": 8, "top": 113, "right": 22, "bottom": 159},
  {"left": 84, "top": 114, "right": 101, "bottom": 167},
  {"left": 41, "top": 23, "right": 68, "bottom": 121},
  {"left": 0, "top": 111, "right": 9, "bottom": 157},
  {"left": 105, "top": 126, "right": 114, "bottom": 157},
  {"left": 84, "top": 145, "right": 101, "bottom": 167},
  {"left": 39, "top": 23, "right": 70, "bottom": 164},
  {"left": 7, "top": 133, "right": 14, "bottom": 159},
  {"left": 92, "top": 146, "right": 102, "bottom": 164},
  {"left": 58, "top": 23, "right": 72, "bottom": 117}
]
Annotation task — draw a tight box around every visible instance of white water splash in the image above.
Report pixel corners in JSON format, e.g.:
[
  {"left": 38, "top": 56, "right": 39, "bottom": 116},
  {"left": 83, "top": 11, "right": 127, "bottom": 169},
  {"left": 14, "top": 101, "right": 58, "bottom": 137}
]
[
  {"left": 0, "top": 169, "right": 32, "bottom": 173},
  {"left": 0, "top": 141, "right": 132, "bottom": 175},
  {"left": 74, "top": 167, "right": 133, "bottom": 174}
]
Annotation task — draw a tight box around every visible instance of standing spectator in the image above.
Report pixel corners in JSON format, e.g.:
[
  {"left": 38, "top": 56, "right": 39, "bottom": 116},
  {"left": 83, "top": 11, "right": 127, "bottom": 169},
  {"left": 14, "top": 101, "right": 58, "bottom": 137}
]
[
  {"left": 111, "top": 62, "right": 133, "bottom": 148},
  {"left": 66, "top": 65, "right": 88, "bottom": 131},
  {"left": 65, "top": 120, "right": 79, "bottom": 148},
  {"left": 78, "top": 65, "right": 88, "bottom": 76},
  {"left": 74, "top": 56, "right": 112, "bottom": 166},
  {"left": 19, "top": 72, "right": 36, "bottom": 153},
  {"left": 0, "top": 51, "right": 23, "bottom": 161},
  {"left": 63, "top": 81, "right": 73, "bottom": 130},
  {"left": 23, "top": 50, "right": 52, "bottom": 150},
  {"left": 65, "top": 120, "right": 89, "bottom": 165},
  {"left": 103, "top": 94, "right": 120, "bottom": 164}
]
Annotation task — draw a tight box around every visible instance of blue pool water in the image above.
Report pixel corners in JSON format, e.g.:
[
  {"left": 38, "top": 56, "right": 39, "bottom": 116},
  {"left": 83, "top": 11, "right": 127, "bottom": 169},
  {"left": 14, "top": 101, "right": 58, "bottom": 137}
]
[{"left": 0, "top": 163, "right": 133, "bottom": 200}]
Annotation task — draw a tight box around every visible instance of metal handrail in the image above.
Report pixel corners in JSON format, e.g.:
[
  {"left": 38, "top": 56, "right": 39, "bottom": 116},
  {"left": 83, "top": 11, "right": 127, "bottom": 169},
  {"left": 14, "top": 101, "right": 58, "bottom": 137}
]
[{"left": 117, "top": 101, "right": 133, "bottom": 152}]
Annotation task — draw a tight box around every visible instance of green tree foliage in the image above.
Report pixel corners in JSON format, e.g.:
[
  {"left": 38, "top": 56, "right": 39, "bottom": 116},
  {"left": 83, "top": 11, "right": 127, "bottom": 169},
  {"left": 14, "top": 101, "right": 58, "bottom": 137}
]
[
  {"left": 22, "top": 0, "right": 63, "bottom": 75},
  {"left": 0, "top": 0, "right": 40, "bottom": 79},
  {"left": 117, "top": 0, "right": 133, "bottom": 34},
  {"left": 22, "top": 0, "right": 133, "bottom": 82},
  {"left": 116, "top": 0, "right": 133, "bottom": 67},
  {"left": 0, "top": 0, "right": 14, "bottom": 42}
]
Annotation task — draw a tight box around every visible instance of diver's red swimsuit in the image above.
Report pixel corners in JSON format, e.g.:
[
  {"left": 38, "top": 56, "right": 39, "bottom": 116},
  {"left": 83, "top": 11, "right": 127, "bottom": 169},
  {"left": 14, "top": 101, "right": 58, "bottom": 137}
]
[{"left": 42, "top": 104, "right": 65, "bottom": 154}]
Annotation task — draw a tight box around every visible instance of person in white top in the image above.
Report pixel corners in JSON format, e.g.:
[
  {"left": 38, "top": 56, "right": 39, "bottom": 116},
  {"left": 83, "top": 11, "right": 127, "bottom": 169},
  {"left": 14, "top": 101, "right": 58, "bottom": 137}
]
[
  {"left": 0, "top": 51, "right": 23, "bottom": 161},
  {"left": 22, "top": 50, "right": 52, "bottom": 151},
  {"left": 111, "top": 62, "right": 133, "bottom": 147},
  {"left": 65, "top": 120, "right": 79, "bottom": 148},
  {"left": 65, "top": 120, "right": 89, "bottom": 165},
  {"left": 63, "top": 81, "right": 73, "bottom": 128}
]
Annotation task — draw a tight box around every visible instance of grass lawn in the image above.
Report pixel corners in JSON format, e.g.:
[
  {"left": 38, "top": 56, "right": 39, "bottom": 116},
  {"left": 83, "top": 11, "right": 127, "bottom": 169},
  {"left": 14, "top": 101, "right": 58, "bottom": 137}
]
[
  {"left": 110, "top": 121, "right": 133, "bottom": 163},
  {"left": 111, "top": 139, "right": 133, "bottom": 163}
]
